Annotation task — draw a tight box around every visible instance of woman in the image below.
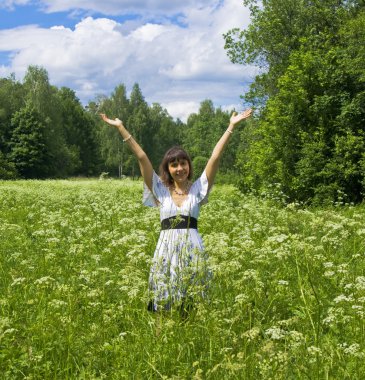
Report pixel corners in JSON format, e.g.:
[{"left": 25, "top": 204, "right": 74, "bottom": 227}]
[{"left": 100, "top": 109, "right": 252, "bottom": 313}]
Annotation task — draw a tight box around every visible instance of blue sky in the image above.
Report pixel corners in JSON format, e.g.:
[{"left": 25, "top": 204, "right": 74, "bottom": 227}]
[
  {"left": 0, "top": 5, "right": 75, "bottom": 29},
  {"left": 0, "top": 0, "right": 254, "bottom": 120}
]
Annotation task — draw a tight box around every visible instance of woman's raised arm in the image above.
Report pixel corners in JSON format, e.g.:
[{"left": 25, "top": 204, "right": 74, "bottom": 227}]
[
  {"left": 204, "top": 108, "right": 253, "bottom": 189},
  {"left": 100, "top": 114, "right": 153, "bottom": 190}
]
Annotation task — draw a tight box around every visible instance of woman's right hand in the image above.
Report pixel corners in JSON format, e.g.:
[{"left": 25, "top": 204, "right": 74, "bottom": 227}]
[{"left": 100, "top": 113, "right": 123, "bottom": 128}]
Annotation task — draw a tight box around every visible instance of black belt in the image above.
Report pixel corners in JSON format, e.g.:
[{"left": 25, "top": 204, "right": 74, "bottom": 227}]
[{"left": 161, "top": 215, "right": 198, "bottom": 230}]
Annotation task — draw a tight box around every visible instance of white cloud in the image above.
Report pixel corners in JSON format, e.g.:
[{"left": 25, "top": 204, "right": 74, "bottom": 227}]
[
  {"left": 0, "top": 0, "right": 254, "bottom": 121},
  {"left": 161, "top": 101, "right": 201, "bottom": 122},
  {"left": 0, "top": 0, "right": 30, "bottom": 10},
  {"left": 129, "top": 23, "right": 166, "bottom": 42},
  {"left": 37, "top": 0, "right": 220, "bottom": 16}
]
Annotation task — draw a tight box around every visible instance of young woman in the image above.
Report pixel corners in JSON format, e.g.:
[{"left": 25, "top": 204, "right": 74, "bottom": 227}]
[{"left": 100, "top": 109, "right": 252, "bottom": 313}]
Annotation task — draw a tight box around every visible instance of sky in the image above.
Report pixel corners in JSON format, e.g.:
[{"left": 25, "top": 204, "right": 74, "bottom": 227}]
[{"left": 0, "top": 0, "right": 255, "bottom": 121}]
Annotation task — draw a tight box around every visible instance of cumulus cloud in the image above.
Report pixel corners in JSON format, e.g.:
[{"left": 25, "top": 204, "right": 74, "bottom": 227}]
[{"left": 0, "top": 0, "right": 254, "bottom": 121}]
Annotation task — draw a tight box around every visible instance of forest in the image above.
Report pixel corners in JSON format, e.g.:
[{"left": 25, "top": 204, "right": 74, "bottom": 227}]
[
  {"left": 0, "top": 69, "right": 237, "bottom": 182},
  {"left": 1, "top": 0, "right": 364, "bottom": 205}
]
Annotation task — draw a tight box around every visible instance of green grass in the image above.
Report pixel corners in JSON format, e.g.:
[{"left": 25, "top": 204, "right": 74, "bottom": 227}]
[{"left": 1, "top": 179, "right": 365, "bottom": 379}]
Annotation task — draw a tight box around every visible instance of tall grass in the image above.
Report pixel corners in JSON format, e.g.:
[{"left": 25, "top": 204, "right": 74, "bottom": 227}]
[{"left": 1, "top": 179, "right": 364, "bottom": 379}]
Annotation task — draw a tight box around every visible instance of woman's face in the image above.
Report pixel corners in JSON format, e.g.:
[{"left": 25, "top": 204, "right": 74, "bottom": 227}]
[{"left": 168, "top": 159, "right": 190, "bottom": 185}]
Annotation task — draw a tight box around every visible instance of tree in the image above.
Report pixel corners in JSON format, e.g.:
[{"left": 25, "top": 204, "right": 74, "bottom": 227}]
[
  {"left": 225, "top": 1, "right": 365, "bottom": 203},
  {"left": 126, "top": 84, "right": 152, "bottom": 177},
  {"left": 0, "top": 74, "right": 25, "bottom": 154},
  {"left": 0, "top": 151, "right": 18, "bottom": 179},
  {"left": 149, "top": 103, "right": 183, "bottom": 169},
  {"left": 95, "top": 86, "right": 130, "bottom": 176},
  {"left": 8, "top": 104, "right": 48, "bottom": 178},
  {"left": 57, "top": 87, "right": 100, "bottom": 176},
  {"left": 93, "top": 82, "right": 188, "bottom": 177},
  {"left": 183, "top": 100, "right": 240, "bottom": 182},
  {"left": 23, "top": 66, "right": 56, "bottom": 116},
  {"left": 224, "top": 0, "right": 357, "bottom": 105},
  {"left": 22, "top": 65, "right": 79, "bottom": 177}
]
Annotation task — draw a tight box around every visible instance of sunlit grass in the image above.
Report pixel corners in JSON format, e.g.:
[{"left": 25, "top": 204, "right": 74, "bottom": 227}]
[{"left": 1, "top": 179, "right": 365, "bottom": 379}]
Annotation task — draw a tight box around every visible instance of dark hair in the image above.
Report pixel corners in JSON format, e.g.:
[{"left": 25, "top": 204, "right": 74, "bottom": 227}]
[{"left": 159, "top": 146, "right": 193, "bottom": 186}]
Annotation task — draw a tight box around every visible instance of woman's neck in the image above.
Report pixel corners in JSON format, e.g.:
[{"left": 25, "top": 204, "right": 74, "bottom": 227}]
[{"left": 172, "top": 181, "right": 190, "bottom": 195}]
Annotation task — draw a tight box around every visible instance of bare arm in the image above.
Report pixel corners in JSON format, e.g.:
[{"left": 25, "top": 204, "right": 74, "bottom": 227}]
[
  {"left": 205, "top": 108, "right": 253, "bottom": 189},
  {"left": 100, "top": 114, "right": 153, "bottom": 190}
]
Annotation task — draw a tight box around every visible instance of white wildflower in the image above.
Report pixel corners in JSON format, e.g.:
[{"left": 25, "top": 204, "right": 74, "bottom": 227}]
[
  {"left": 242, "top": 327, "right": 260, "bottom": 341},
  {"left": 119, "top": 332, "right": 128, "bottom": 340},
  {"left": 3, "top": 328, "right": 17, "bottom": 335},
  {"left": 265, "top": 326, "right": 286, "bottom": 340},
  {"left": 46, "top": 237, "right": 60, "bottom": 243},
  {"left": 97, "top": 267, "right": 112, "bottom": 273},
  {"left": 235, "top": 293, "right": 248, "bottom": 304},
  {"left": 355, "top": 276, "right": 365, "bottom": 291},
  {"left": 352, "top": 305, "right": 364, "bottom": 318},
  {"left": 268, "top": 234, "right": 288, "bottom": 243},
  {"left": 48, "top": 299, "right": 67, "bottom": 309},
  {"left": 11, "top": 277, "right": 27, "bottom": 287},
  {"left": 323, "top": 262, "right": 334, "bottom": 268},
  {"left": 322, "top": 308, "right": 336, "bottom": 325},
  {"left": 87, "top": 289, "right": 101, "bottom": 298},
  {"left": 91, "top": 255, "right": 101, "bottom": 263},
  {"left": 242, "top": 269, "right": 258, "bottom": 280},
  {"left": 334, "top": 294, "right": 354, "bottom": 303},
  {"left": 324, "top": 271, "right": 335, "bottom": 277},
  {"left": 339, "top": 343, "right": 364, "bottom": 357},
  {"left": 287, "top": 331, "right": 305, "bottom": 349},
  {"left": 34, "top": 276, "right": 55, "bottom": 286},
  {"left": 307, "top": 346, "right": 322, "bottom": 356},
  {"left": 337, "top": 264, "right": 348, "bottom": 274},
  {"left": 356, "top": 228, "right": 365, "bottom": 236}
]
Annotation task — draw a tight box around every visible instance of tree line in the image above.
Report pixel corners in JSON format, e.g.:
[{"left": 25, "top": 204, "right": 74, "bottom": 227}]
[{"left": 0, "top": 67, "right": 238, "bottom": 182}]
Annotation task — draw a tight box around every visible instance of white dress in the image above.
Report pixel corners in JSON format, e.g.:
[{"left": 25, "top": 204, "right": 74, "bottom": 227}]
[{"left": 143, "top": 170, "right": 210, "bottom": 311}]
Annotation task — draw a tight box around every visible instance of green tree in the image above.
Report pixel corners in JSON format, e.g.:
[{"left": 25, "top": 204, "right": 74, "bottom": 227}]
[
  {"left": 23, "top": 65, "right": 79, "bottom": 177},
  {"left": 0, "top": 151, "right": 18, "bottom": 179},
  {"left": 126, "top": 84, "right": 151, "bottom": 177},
  {"left": 23, "top": 66, "right": 57, "bottom": 116},
  {"left": 95, "top": 85, "right": 130, "bottom": 176},
  {"left": 8, "top": 104, "right": 48, "bottom": 178},
  {"left": 149, "top": 103, "right": 183, "bottom": 170},
  {"left": 0, "top": 74, "right": 25, "bottom": 154},
  {"left": 184, "top": 100, "right": 215, "bottom": 159},
  {"left": 224, "top": 0, "right": 357, "bottom": 105},
  {"left": 225, "top": 1, "right": 365, "bottom": 203},
  {"left": 57, "top": 87, "right": 100, "bottom": 175},
  {"left": 183, "top": 100, "right": 240, "bottom": 181}
]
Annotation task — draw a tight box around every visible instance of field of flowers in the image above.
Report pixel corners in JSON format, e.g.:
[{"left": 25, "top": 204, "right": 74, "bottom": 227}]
[{"left": 1, "top": 178, "right": 365, "bottom": 379}]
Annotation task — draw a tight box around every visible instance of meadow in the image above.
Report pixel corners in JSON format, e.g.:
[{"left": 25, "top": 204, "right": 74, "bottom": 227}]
[{"left": 1, "top": 178, "right": 365, "bottom": 379}]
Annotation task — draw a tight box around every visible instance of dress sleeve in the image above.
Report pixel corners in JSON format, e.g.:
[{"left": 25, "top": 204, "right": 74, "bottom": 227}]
[
  {"left": 192, "top": 170, "right": 210, "bottom": 205},
  {"left": 142, "top": 171, "right": 169, "bottom": 207}
]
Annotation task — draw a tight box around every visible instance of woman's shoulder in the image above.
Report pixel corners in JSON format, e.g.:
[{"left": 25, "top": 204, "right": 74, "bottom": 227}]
[
  {"left": 190, "top": 170, "right": 208, "bottom": 194},
  {"left": 191, "top": 170, "right": 207, "bottom": 185}
]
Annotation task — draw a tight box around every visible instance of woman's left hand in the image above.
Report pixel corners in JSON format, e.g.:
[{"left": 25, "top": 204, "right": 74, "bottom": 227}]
[{"left": 230, "top": 108, "right": 253, "bottom": 126}]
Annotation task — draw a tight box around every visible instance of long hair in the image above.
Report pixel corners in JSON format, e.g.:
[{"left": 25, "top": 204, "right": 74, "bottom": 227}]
[{"left": 159, "top": 146, "right": 193, "bottom": 186}]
